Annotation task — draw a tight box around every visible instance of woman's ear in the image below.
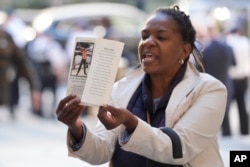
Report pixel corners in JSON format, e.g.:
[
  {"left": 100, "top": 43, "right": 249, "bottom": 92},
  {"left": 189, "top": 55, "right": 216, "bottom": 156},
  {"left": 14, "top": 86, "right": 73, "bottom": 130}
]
[{"left": 182, "top": 42, "right": 192, "bottom": 59}]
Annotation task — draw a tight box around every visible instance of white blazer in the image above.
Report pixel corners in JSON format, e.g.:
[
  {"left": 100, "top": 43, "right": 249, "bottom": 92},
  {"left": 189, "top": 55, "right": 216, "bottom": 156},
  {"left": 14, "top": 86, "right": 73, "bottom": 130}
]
[{"left": 67, "top": 62, "right": 227, "bottom": 167}]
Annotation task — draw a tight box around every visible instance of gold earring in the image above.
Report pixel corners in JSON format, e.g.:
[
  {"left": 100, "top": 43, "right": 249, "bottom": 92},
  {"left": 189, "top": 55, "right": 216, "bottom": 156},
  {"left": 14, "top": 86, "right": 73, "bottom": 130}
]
[{"left": 178, "top": 58, "right": 184, "bottom": 65}]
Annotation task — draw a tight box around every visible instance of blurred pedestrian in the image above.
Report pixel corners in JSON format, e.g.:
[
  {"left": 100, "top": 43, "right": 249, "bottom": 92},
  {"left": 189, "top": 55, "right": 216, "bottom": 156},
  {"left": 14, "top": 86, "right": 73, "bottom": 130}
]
[
  {"left": 26, "top": 31, "right": 68, "bottom": 118},
  {"left": 201, "top": 26, "right": 236, "bottom": 136},
  {"left": 1, "top": 8, "right": 31, "bottom": 116},
  {"left": 226, "top": 27, "right": 250, "bottom": 135},
  {"left": 56, "top": 5, "right": 227, "bottom": 166},
  {"left": 0, "top": 27, "right": 40, "bottom": 118}
]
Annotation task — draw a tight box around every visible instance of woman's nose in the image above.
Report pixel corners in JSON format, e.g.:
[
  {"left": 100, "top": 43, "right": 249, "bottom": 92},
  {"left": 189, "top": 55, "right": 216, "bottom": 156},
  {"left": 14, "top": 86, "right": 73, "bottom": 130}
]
[{"left": 143, "top": 36, "right": 156, "bottom": 46}]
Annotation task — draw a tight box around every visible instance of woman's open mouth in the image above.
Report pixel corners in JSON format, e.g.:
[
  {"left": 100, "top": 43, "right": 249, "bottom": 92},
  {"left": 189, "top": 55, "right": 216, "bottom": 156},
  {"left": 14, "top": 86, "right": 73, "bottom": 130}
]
[{"left": 142, "top": 53, "right": 156, "bottom": 64}]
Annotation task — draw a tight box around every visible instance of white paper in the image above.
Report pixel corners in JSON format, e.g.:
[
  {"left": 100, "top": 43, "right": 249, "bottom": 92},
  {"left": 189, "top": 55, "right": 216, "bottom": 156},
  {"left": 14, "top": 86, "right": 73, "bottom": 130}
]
[{"left": 66, "top": 37, "right": 124, "bottom": 106}]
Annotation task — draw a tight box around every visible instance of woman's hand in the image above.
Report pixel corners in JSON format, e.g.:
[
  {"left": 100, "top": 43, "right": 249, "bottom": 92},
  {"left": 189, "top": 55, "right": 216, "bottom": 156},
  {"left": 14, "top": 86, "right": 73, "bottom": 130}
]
[
  {"left": 56, "top": 94, "right": 85, "bottom": 141},
  {"left": 98, "top": 105, "right": 138, "bottom": 133}
]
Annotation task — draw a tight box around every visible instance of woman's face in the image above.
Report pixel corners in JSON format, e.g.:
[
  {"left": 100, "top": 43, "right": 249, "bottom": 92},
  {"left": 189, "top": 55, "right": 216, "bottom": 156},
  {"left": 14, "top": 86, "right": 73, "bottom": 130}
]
[{"left": 138, "top": 12, "right": 191, "bottom": 76}]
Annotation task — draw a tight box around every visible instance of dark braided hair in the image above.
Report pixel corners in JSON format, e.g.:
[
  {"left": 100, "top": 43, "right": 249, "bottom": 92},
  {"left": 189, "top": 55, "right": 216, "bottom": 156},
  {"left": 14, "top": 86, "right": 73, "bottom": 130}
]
[{"left": 153, "top": 5, "right": 205, "bottom": 72}]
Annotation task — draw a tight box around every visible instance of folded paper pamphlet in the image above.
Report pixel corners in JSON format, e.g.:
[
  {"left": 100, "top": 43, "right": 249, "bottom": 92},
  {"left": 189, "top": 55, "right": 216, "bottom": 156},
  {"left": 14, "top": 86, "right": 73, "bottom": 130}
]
[{"left": 66, "top": 37, "right": 124, "bottom": 106}]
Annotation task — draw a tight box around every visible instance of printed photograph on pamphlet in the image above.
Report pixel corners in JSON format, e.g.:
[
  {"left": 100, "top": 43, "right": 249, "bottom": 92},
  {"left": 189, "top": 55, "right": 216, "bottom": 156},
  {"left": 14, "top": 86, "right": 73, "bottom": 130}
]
[{"left": 70, "top": 42, "right": 94, "bottom": 77}]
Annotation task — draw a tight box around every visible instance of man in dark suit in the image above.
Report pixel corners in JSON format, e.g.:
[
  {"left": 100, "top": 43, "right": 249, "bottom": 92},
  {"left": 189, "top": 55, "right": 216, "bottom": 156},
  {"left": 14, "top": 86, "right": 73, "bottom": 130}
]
[{"left": 202, "top": 26, "right": 236, "bottom": 136}]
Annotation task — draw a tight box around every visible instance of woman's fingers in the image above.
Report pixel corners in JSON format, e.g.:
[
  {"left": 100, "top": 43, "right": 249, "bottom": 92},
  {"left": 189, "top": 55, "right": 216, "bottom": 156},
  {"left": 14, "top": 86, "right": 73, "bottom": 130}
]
[
  {"left": 56, "top": 94, "right": 84, "bottom": 123},
  {"left": 101, "top": 104, "right": 119, "bottom": 116},
  {"left": 66, "top": 105, "right": 85, "bottom": 121},
  {"left": 97, "top": 105, "right": 129, "bottom": 130},
  {"left": 97, "top": 106, "right": 108, "bottom": 120},
  {"left": 56, "top": 94, "right": 77, "bottom": 113}
]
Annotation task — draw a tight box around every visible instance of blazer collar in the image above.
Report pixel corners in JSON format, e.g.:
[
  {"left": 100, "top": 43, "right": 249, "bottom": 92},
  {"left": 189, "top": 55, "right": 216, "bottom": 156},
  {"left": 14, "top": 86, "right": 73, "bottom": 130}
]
[{"left": 114, "top": 62, "right": 201, "bottom": 123}]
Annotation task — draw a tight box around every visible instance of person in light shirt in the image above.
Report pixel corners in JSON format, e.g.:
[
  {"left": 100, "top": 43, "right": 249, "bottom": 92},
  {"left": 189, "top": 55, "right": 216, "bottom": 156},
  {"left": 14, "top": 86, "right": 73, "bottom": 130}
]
[{"left": 226, "top": 27, "right": 250, "bottom": 135}]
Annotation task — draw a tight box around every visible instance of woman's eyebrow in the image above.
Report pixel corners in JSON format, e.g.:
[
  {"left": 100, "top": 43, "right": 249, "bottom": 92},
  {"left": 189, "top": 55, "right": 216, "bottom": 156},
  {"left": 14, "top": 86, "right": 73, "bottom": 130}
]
[{"left": 158, "top": 29, "right": 169, "bottom": 33}]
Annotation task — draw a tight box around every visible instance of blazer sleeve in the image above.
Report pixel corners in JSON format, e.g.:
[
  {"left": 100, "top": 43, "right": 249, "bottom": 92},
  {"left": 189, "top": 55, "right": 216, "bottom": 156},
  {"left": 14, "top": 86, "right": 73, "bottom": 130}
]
[{"left": 67, "top": 121, "right": 122, "bottom": 165}]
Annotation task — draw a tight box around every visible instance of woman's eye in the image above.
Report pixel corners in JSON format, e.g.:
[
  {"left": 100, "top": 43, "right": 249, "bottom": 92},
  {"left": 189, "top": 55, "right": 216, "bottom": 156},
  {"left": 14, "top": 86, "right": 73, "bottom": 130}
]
[
  {"left": 141, "top": 36, "right": 148, "bottom": 40},
  {"left": 158, "top": 36, "right": 166, "bottom": 40}
]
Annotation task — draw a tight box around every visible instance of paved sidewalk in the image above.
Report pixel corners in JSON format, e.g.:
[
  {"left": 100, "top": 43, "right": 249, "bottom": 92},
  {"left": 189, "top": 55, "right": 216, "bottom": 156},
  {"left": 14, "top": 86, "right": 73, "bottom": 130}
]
[{"left": 0, "top": 107, "right": 108, "bottom": 167}]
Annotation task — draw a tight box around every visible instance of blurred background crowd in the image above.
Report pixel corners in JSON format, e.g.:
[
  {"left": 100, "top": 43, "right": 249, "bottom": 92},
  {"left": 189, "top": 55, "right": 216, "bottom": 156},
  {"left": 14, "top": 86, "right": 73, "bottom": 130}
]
[{"left": 0, "top": 0, "right": 250, "bottom": 166}]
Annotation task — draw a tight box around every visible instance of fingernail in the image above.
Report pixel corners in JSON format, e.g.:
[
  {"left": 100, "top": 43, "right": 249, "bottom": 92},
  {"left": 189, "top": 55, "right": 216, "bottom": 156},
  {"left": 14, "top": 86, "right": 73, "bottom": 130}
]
[{"left": 102, "top": 104, "right": 108, "bottom": 107}]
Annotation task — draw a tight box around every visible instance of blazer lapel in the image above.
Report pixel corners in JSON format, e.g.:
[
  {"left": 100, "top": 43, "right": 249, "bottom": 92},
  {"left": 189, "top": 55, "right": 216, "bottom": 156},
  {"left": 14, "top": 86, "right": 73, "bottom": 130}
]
[{"left": 165, "top": 62, "right": 201, "bottom": 127}]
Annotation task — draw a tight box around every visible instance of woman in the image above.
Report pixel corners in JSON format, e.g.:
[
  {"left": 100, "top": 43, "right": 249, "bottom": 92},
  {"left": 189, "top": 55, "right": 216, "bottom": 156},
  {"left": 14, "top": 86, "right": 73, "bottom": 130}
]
[{"left": 56, "top": 5, "right": 227, "bottom": 167}]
